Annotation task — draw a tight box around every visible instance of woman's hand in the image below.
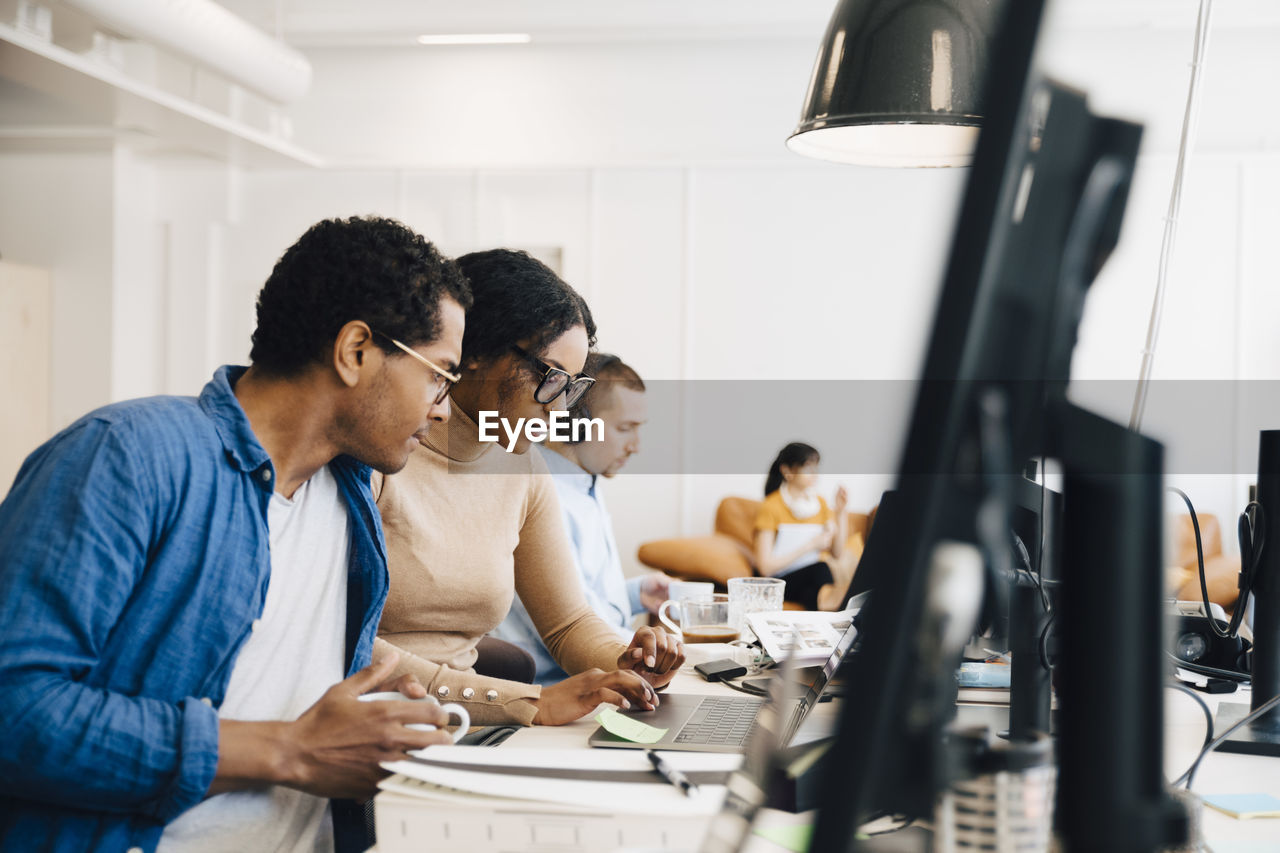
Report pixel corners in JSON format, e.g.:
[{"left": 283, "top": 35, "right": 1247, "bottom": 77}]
[
  {"left": 617, "top": 626, "right": 686, "bottom": 689},
  {"left": 532, "top": 668, "right": 659, "bottom": 726},
  {"left": 810, "top": 525, "right": 836, "bottom": 552},
  {"left": 834, "top": 485, "right": 849, "bottom": 514}
]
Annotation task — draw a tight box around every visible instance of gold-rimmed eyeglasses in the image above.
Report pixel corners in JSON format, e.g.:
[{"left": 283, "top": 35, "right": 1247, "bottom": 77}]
[{"left": 372, "top": 329, "right": 460, "bottom": 406}]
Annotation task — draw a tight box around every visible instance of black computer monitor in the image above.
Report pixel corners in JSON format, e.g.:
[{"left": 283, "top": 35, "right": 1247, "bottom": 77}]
[{"left": 808, "top": 0, "right": 1179, "bottom": 848}]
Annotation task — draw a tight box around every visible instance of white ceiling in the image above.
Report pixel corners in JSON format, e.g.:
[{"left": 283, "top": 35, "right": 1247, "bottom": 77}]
[{"left": 215, "top": 0, "right": 1280, "bottom": 48}]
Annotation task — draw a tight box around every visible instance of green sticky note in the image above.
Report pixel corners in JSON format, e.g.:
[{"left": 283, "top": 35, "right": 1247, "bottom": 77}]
[
  {"left": 594, "top": 707, "right": 668, "bottom": 744},
  {"left": 753, "top": 823, "right": 813, "bottom": 852}
]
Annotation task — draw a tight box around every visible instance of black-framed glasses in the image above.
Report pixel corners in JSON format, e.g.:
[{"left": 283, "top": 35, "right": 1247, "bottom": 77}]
[
  {"left": 372, "top": 329, "right": 460, "bottom": 406},
  {"left": 511, "top": 344, "right": 595, "bottom": 407}
]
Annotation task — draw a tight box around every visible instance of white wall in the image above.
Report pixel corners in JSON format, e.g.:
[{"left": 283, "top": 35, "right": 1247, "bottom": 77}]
[
  {"left": 6, "top": 9, "right": 1279, "bottom": 571},
  {"left": 0, "top": 151, "right": 114, "bottom": 430}
]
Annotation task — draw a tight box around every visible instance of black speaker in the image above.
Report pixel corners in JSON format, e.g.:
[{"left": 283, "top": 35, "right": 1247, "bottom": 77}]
[{"left": 1170, "top": 607, "right": 1251, "bottom": 675}]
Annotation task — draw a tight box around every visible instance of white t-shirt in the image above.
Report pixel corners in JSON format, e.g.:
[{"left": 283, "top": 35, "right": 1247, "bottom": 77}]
[{"left": 160, "top": 465, "right": 350, "bottom": 853}]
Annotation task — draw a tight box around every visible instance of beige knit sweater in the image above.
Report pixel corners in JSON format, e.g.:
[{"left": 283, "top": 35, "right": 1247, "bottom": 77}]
[{"left": 373, "top": 406, "right": 628, "bottom": 725}]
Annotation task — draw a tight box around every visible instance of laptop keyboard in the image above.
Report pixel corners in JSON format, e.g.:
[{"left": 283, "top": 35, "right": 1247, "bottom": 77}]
[{"left": 673, "top": 696, "right": 763, "bottom": 746}]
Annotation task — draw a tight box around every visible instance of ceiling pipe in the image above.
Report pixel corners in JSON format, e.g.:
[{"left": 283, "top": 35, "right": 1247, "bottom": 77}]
[{"left": 60, "top": 0, "right": 312, "bottom": 103}]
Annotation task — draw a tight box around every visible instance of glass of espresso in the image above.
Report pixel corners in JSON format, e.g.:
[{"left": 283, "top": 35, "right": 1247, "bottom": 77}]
[{"left": 658, "top": 593, "right": 739, "bottom": 644}]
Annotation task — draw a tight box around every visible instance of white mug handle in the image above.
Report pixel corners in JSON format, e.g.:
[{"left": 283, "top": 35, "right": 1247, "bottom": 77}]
[
  {"left": 439, "top": 702, "right": 470, "bottom": 742},
  {"left": 658, "top": 598, "right": 683, "bottom": 636},
  {"left": 406, "top": 701, "right": 470, "bottom": 743}
]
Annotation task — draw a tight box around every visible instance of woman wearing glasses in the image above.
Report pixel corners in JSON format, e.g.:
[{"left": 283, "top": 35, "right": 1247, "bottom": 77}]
[{"left": 372, "top": 249, "right": 684, "bottom": 727}]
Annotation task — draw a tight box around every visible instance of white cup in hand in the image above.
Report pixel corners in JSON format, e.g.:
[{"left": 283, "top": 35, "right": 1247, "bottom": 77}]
[{"left": 358, "top": 691, "right": 470, "bottom": 743}]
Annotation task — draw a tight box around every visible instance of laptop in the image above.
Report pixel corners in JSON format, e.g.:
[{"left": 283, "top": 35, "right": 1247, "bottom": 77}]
[{"left": 588, "top": 606, "right": 861, "bottom": 753}]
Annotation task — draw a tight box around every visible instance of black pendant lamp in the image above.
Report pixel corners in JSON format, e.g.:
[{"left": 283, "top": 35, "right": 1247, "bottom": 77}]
[{"left": 788, "top": 0, "right": 1006, "bottom": 167}]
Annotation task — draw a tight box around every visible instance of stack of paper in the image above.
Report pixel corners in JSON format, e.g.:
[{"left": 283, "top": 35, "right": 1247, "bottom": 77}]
[
  {"left": 374, "top": 746, "right": 742, "bottom": 853},
  {"left": 747, "top": 610, "right": 854, "bottom": 664}
]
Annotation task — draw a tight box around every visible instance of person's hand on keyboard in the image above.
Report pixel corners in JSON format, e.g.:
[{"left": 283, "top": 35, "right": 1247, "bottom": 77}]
[
  {"left": 618, "top": 626, "right": 686, "bottom": 689},
  {"left": 531, "top": 669, "right": 659, "bottom": 725}
]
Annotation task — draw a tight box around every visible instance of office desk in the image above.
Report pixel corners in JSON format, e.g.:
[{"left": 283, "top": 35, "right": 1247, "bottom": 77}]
[
  {"left": 486, "top": 646, "right": 1280, "bottom": 851},
  {"left": 1163, "top": 685, "right": 1280, "bottom": 850}
]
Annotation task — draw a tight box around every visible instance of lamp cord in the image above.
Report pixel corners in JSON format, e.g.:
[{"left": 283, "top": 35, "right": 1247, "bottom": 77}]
[{"left": 1129, "top": 0, "right": 1214, "bottom": 431}]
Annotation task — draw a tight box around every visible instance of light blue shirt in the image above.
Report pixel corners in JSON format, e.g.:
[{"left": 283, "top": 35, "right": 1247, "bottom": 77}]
[{"left": 493, "top": 446, "right": 643, "bottom": 684}]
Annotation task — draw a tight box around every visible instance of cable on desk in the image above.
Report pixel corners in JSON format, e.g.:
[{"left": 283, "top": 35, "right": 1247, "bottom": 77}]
[
  {"left": 1165, "top": 682, "right": 1214, "bottom": 789},
  {"left": 719, "top": 677, "right": 769, "bottom": 697},
  {"left": 1173, "top": 692, "right": 1280, "bottom": 790},
  {"left": 1167, "top": 652, "right": 1251, "bottom": 684}
]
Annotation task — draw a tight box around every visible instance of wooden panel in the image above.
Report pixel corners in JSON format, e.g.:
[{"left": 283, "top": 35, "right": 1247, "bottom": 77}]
[{"left": 0, "top": 260, "right": 51, "bottom": 492}]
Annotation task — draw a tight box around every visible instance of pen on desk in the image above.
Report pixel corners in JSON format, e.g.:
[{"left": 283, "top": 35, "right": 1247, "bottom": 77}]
[{"left": 645, "top": 748, "right": 699, "bottom": 798}]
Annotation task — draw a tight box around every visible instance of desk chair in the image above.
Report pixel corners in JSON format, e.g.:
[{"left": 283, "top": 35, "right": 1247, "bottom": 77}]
[{"left": 473, "top": 636, "right": 536, "bottom": 684}]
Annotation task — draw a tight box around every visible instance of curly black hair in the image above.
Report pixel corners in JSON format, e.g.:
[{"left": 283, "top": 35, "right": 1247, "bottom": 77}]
[
  {"left": 249, "top": 216, "right": 472, "bottom": 375},
  {"left": 454, "top": 249, "right": 596, "bottom": 365}
]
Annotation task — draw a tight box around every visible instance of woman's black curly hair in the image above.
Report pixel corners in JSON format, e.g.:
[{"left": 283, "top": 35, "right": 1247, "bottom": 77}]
[
  {"left": 249, "top": 216, "right": 472, "bottom": 375},
  {"left": 454, "top": 249, "right": 596, "bottom": 366}
]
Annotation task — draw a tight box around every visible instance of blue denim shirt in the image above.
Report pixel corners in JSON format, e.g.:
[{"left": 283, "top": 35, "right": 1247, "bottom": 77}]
[{"left": 0, "top": 366, "right": 388, "bottom": 853}]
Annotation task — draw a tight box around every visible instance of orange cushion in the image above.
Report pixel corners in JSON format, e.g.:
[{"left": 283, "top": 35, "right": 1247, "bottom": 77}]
[
  {"left": 715, "top": 497, "right": 761, "bottom": 547},
  {"left": 636, "top": 535, "right": 753, "bottom": 587},
  {"left": 717, "top": 497, "right": 871, "bottom": 552},
  {"left": 1171, "top": 513, "right": 1222, "bottom": 568}
]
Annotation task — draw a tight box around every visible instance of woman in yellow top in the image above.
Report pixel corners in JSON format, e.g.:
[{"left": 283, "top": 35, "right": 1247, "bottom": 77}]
[{"left": 753, "top": 442, "right": 851, "bottom": 610}]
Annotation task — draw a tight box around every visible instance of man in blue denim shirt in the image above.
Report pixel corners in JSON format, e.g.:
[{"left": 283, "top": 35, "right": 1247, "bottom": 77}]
[{"left": 0, "top": 217, "right": 471, "bottom": 853}]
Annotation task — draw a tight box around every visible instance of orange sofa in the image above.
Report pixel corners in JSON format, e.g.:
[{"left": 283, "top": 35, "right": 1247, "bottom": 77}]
[
  {"left": 1167, "top": 513, "right": 1241, "bottom": 614},
  {"left": 637, "top": 496, "right": 870, "bottom": 591}
]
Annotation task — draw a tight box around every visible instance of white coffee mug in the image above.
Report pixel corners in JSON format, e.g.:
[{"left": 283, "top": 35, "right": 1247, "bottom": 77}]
[
  {"left": 667, "top": 580, "right": 715, "bottom": 604},
  {"left": 358, "top": 691, "right": 470, "bottom": 743}
]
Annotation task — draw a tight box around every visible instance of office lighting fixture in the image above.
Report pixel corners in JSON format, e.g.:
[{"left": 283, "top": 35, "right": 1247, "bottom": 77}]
[
  {"left": 788, "top": 0, "right": 1004, "bottom": 168},
  {"left": 416, "top": 33, "right": 532, "bottom": 46}
]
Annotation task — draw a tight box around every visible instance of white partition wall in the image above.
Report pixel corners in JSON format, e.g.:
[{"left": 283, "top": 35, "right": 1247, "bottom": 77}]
[{"left": 0, "top": 261, "right": 51, "bottom": 491}]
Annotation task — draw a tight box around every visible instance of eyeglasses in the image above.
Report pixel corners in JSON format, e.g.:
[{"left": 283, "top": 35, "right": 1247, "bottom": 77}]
[
  {"left": 510, "top": 344, "right": 596, "bottom": 407},
  {"left": 373, "top": 329, "right": 460, "bottom": 406}
]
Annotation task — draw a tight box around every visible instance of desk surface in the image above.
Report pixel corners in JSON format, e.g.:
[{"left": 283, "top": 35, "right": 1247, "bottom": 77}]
[{"left": 489, "top": 645, "right": 1280, "bottom": 852}]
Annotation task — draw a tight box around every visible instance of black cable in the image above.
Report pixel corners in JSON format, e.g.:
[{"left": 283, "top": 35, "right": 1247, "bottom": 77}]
[
  {"left": 1165, "top": 683, "right": 1214, "bottom": 790},
  {"left": 1168, "top": 487, "right": 1262, "bottom": 641},
  {"left": 1038, "top": 611, "right": 1057, "bottom": 671},
  {"left": 720, "top": 677, "right": 769, "bottom": 697},
  {"left": 1035, "top": 462, "right": 1051, "bottom": 613},
  {"left": 1175, "top": 692, "right": 1280, "bottom": 789},
  {"left": 1235, "top": 500, "right": 1265, "bottom": 632},
  {"left": 1166, "top": 652, "right": 1251, "bottom": 684},
  {"left": 1167, "top": 487, "right": 1221, "bottom": 635}
]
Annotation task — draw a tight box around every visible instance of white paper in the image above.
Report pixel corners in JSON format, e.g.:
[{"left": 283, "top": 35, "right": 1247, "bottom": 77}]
[
  {"left": 771, "top": 523, "right": 824, "bottom": 572},
  {"left": 381, "top": 763, "right": 727, "bottom": 815},
  {"left": 400, "top": 746, "right": 741, "bottom": 773},
  {"left": 747, "top": 609, "right": 854, "bottom": 664},
  {"left": 380, "top": 748, "right": 740, "bottom": 815}
]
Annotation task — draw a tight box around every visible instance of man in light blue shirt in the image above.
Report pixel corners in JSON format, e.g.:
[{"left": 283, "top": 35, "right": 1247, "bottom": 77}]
[{"left": 494, "top": 353, "right": 670, "bottom": 683}]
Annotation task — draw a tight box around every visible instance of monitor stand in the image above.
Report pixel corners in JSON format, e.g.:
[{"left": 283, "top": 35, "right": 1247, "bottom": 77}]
[
  {"left": 1214, "top": 703, "right": 1280, "bottom": 757},
  {"left": 1053, "top": 403, "right": 1188, "bottom": 853},
  {"left": 1215, "top": 429, "right": 1280, "bottom": 757}
]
